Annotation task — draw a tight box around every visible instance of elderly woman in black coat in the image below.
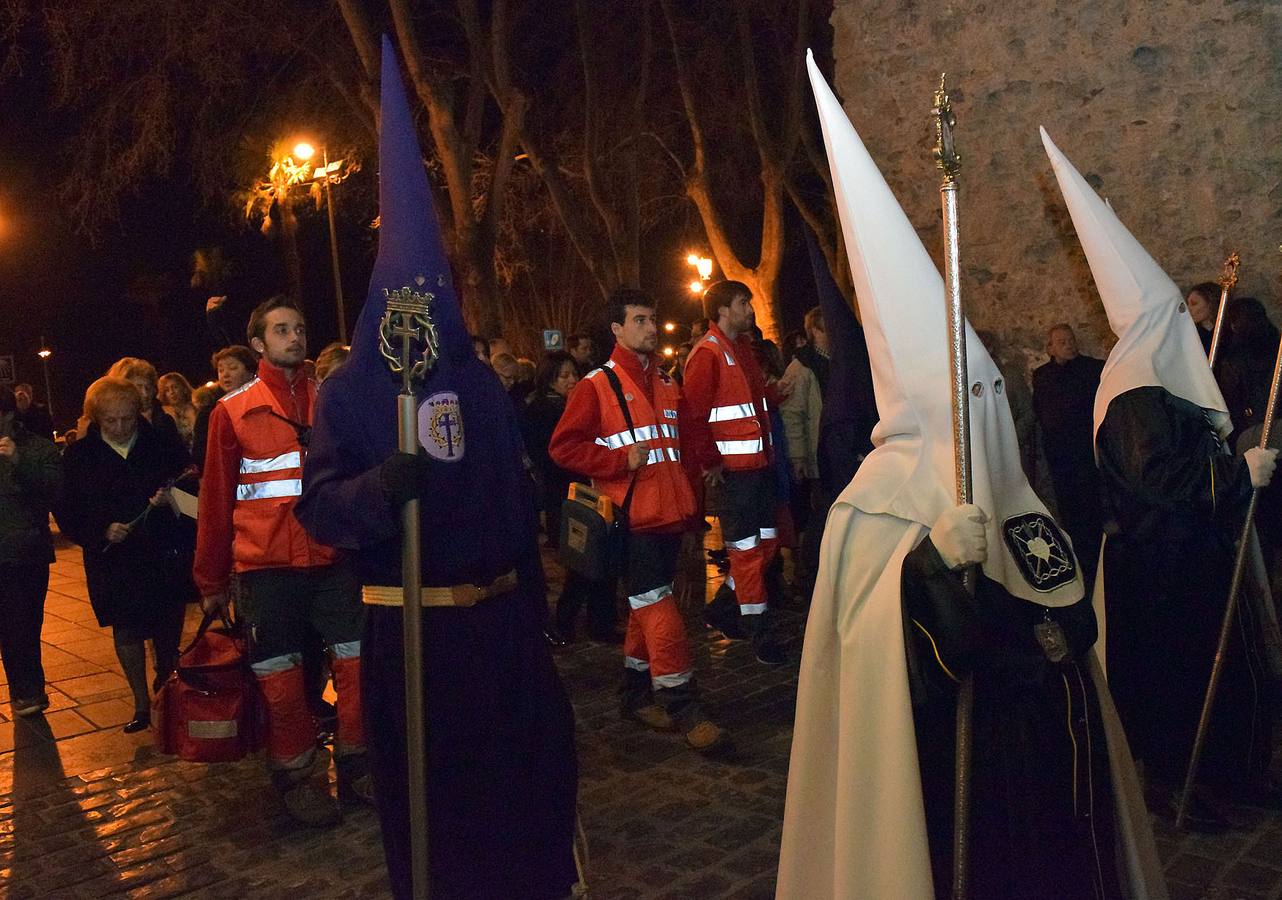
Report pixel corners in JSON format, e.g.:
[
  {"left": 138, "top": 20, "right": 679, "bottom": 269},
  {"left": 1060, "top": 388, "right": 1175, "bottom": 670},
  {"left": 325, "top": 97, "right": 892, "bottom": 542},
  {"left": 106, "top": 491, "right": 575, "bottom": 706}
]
[{"left": 57, "top": 376, "right": 191, "bottom": 732}]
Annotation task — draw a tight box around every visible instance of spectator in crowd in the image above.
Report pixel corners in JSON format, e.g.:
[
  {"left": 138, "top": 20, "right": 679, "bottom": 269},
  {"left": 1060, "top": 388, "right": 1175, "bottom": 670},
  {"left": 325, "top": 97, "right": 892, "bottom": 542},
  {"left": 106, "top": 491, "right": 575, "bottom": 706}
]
[
  {"left": 158, "top": 372, "right": 199, "bottom": 452},
  {"left": 778, "top": 324, "right": 823, "bottom": 586},
  {"left": 523, "top": 351, "right": 580, "bottom": 546},
  {"left": 567, "top": 333, "right": 596, "bottom": 375},
  {"left": 1218, "top": 298, "right": 1278, "bottom": 448},
  {"left": 195, "top": 296, "right": 369, "bottom": 826},
  {"left": 523, "top": 351, "right": 617, "bottom": 644},
  {"left": 192, "top": 345, "right": 257, "bottom": 470},
  {"left": 491, "top": 351, "right": 521, "bottom": 394},
  {"left": 106, "top": 357, "right": 184, "bottom": 451},
  {"left": 488, "top": 336, "right": 513, "bottom": 360},
  {"left": 1031, "top": 323, "right": 1105, "bottom": 587},
  {"left": 58, "top": 377, "right": 191, "bottom": 733},
  {"left": 514, "top": 357, "right": 537, "bottom": 404},
  {"left": 315, "top": 341, "right": 351, "bottom": 383},
  {"left": 1186, "top": 281, "right": 1221, "bottom": 355},
  {"left": 193, "top": 383, "right": 220, "bottom": 414},
  {"left": 792, "top": 307, "right": 831, "bottom": 395},
  {"left": 780, "top": 330, "right": 807, "bottom": 364},
  {"left": 672, "top": 341, "right": 693, "bottom": 385},
  {"left": 689, "top": 318, "right": 708, "bottom": 342},
  {"left": 13, "top": 383, "right": 54, "bottom": 440},
  {"left": 471, "top": 335, "right": 491, "bottom": 364},
  {"left": 0, "top": 385, "right": 63, "bottom": 717}
]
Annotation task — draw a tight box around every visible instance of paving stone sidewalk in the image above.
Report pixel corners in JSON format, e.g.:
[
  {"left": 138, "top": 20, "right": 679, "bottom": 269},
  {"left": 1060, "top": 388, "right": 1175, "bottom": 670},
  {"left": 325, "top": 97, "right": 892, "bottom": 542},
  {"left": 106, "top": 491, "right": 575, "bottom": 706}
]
[{"left": 2, "top": 534, "right": 1281, "bottom": 898}]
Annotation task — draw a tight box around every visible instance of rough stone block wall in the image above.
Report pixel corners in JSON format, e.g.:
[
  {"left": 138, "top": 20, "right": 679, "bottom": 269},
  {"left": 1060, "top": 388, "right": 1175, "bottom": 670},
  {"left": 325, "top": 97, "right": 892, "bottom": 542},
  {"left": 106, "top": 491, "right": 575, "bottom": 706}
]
[{"left": 829, "top": 0, "right": 1282, "bottom": 377}]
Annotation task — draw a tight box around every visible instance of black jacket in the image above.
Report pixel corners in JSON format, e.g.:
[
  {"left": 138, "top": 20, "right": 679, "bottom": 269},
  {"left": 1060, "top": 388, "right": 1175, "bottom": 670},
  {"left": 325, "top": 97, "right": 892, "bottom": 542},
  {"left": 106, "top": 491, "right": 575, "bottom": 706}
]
[
  {"left": 0, "top": 423, "right": 63, "bottom": 566},
  {"left": 57, "top": 419, "right": 190, "bottom": 628}
]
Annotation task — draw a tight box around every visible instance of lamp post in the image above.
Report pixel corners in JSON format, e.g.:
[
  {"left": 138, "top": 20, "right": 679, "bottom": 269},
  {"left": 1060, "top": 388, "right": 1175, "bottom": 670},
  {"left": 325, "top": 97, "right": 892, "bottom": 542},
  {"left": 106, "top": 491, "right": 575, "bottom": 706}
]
[
  {"left": 37, "top": 339, "right": 54, "bottom": 424},
  {"left": 685, "top": 252, "right": 714, "bottom": 295},
  {"left": 293, "top": 142, "right": 349, "bottom": 344}
]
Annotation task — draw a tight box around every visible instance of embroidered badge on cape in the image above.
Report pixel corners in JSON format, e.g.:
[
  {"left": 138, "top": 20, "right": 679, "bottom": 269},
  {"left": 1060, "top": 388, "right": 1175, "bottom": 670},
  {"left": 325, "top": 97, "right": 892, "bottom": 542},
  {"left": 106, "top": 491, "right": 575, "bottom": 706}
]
[
  {"left": 1001, "top": 513, "right": 1076, "bottom": 592},
  {"left": 418, "top": 391, "right": 464, "bottom": 461}
]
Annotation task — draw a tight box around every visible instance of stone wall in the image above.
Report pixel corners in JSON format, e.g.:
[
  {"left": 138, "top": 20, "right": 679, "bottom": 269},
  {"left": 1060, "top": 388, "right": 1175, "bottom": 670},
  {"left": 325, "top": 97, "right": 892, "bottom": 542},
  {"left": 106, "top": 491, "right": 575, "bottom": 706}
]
[{"left": 829, "top": 0, "right": 1282, "bottom": 377}]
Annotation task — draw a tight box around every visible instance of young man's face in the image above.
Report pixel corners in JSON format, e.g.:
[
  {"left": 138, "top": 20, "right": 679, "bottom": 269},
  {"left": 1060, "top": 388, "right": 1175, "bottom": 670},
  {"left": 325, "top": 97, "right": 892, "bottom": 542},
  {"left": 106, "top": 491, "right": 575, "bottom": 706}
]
[
  {"left": 13, "top": 386, "right": 31, "bottom": 410},
  {"left": 253, "top": 307, "right": 307, "bottom": 370},
  {"left": 722, "top": 292, "right": 754, "bottom": 334},
  {"left": 612, "top": 305, "right": 658, "bottom": 355},
  {"left": 571, "top": 339, "right": 594, "bottom": 364}
]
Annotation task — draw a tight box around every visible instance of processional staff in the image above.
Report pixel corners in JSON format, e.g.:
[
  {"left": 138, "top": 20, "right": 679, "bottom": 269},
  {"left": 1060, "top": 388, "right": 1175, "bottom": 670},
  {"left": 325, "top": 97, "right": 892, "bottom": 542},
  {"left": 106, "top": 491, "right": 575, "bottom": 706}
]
[
  {"left": 932, "top": 73, "right": 974, "bottom": 900},
  {"left": 378, "top": 285, "right": 441, "bottom": 900},
  {"left": 1206, "top": 251, "right": 1241, "bottom": 370},
  {"left": 1176, "top": 249, "right": 1282, "bottom": 831}
]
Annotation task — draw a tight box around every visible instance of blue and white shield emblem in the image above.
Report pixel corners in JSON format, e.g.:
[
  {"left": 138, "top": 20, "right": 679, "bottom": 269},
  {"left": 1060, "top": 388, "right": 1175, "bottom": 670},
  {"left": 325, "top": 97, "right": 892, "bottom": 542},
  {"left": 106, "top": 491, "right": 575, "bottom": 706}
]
[{"left": 418, "top": 391, "right": 464, "bottom": 462}]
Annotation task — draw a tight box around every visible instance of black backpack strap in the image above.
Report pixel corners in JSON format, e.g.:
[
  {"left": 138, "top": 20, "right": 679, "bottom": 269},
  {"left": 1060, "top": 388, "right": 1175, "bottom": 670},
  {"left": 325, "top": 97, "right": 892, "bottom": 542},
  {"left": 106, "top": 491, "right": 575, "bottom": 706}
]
[{"left": 600, "top": 365, "right": 640, "bottom": 515}]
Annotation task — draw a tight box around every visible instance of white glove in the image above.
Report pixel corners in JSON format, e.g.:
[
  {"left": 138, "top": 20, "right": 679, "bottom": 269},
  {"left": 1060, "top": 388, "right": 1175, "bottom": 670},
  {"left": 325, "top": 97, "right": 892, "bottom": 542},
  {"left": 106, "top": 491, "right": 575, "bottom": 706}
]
[
  {"left": 930, "top": 504, "right": 989, "bottom": 570},
  {"left": 1246, "top": 447, "right": 1278, "bottom": 489}
]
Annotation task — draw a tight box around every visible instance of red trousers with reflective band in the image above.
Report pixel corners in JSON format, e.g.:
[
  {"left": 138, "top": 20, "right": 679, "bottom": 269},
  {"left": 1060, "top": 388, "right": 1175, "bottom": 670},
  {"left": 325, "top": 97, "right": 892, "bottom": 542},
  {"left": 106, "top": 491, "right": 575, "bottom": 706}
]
[
  {"left": 622, "top": 532, "right": 693, "bottom": 688},
  {"left": 239, "top": 564, "right": 366, "bottom": 769},
  {"left": 719, "top": 468, "right": 778, "bottom": 614}
]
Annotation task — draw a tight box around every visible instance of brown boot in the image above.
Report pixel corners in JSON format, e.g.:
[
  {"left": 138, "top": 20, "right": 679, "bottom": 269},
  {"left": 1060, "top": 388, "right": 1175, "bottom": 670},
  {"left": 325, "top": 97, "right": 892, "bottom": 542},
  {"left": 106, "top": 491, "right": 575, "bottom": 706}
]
[
  {"left": 684, "top": 720, "right": 730, "bottom": 754},
  {"left": 623, "top": 704, "right": 676, "bottom": 732}
]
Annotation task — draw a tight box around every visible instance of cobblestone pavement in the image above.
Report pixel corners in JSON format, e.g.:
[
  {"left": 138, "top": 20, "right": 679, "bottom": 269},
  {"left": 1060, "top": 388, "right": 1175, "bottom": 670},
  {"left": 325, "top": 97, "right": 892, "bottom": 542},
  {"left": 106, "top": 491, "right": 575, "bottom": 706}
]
[{"left": 3, "top": 532, "right": 1282, "bottom": 898}]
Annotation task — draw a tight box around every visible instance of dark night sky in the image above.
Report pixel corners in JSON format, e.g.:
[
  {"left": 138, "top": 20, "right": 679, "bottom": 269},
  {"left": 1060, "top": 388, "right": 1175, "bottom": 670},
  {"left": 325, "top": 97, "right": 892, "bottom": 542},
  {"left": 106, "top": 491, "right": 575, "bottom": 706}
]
[{"left": 0, "top": 54, "right": 379, "bottom": 431}]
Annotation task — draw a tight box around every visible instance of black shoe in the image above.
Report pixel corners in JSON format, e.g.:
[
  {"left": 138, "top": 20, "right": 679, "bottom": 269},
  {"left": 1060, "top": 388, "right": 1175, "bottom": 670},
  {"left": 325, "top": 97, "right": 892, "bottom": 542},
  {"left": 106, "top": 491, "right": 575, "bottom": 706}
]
[
  {"left": 11, "top": 693, "right": 50, "bottom": 718},
  {"left": 123, "top": 713, "right": 151, "bottom": 734},
  {"left": 753, "top": 633, "right": 789, "bottom": 666},
  {"left": 705, "top": 586, "right": 746, "bottom": 639}
]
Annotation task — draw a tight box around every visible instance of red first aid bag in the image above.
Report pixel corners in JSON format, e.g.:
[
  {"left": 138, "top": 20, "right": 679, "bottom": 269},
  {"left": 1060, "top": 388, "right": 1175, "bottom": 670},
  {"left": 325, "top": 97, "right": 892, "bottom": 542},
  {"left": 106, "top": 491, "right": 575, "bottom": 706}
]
[{"left": 152, "top": 611, "right": 266, "bottom": 762}]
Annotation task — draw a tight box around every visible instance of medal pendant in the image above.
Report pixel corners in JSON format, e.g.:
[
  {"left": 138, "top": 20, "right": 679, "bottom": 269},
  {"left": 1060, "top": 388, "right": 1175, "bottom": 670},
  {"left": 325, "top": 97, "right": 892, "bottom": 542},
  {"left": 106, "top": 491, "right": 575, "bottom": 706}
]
[{"left": 1034, "top": 619, "right": 1069, "bottom": 663}]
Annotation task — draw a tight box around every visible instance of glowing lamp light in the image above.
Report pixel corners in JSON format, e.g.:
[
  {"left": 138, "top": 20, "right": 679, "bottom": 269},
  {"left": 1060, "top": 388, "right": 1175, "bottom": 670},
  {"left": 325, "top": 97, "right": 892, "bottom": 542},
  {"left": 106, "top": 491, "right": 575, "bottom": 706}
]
[
  {"left": 663, "top": 346, "right": 675, "bottom": 357},
  {"left": 688, "top": 280, "right": 703, "bottom": 294},
  {"left": 696, "top": 257, "right": 713, "bottom": 280},
  {"left": 205, "top": 381, "right": 217, "bottom": 388},
  {"left": 292, "top": 142, "right": 316, "bottom": 162},
  {"left": 664, "top": 322, "right": 676, "bottom": 332},
  {"left": 686, "top": 253, "right": 699, "bottom": 266},
  {"left": 37, "top": 347, "right": 51, "bottom": 360}
]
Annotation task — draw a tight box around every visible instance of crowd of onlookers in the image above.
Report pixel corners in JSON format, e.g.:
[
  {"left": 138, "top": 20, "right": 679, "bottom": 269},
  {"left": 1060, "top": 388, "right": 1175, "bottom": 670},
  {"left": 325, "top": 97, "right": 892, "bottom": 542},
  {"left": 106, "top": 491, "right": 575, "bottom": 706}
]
[{"left": 2, "top": 275, "right": 1279, "bottom": 745}]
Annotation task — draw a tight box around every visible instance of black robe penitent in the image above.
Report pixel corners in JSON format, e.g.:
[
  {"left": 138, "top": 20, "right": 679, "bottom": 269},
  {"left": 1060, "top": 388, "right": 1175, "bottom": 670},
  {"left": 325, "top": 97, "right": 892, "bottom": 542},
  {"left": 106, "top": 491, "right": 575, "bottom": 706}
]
[
  {"left": 1097, "top": 385, "right": 1273, "bottom": 787},
  {"left": 903, "top": 536, "right": 1122, "bottom": 900}
]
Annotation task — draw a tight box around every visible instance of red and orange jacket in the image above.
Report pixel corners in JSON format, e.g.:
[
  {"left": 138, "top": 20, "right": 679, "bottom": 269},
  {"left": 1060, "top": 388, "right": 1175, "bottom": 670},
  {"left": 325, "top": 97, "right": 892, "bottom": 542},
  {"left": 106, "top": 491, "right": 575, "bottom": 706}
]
[
  {"left": 549, "top": 346, "right": 696, "bottom": 534},
  {"left": 682, "top": 322, "right": 774, "bottom": 473},
  {"left": 194, "top": 360, "right": 338, "bottom": 597}
]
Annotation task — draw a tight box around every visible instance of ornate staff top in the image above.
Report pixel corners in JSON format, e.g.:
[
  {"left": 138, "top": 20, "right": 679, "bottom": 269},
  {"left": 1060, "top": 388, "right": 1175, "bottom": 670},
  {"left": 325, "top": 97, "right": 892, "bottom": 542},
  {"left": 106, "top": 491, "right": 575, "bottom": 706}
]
[
  {"left": 378, "top": 285, "right": 441, "bottom": 389},
  {"left": 932, "top": 72, "right": 961, "bottom": 185},
  {"left": 1219, "top": 251, "right": 1241, "bottom": 292}
]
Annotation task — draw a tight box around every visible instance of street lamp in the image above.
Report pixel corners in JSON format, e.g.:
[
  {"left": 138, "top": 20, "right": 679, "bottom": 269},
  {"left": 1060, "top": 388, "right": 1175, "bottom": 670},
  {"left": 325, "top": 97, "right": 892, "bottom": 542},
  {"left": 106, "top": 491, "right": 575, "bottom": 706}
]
[
  {"left": 37, "top": 338, "right": 54, "bottom": 423},
  {"left": 685, "top": 251, "right": 714, "bottom": 296},
  {"left": 292, "top": 139, "right": 351, "bottom": 344}
]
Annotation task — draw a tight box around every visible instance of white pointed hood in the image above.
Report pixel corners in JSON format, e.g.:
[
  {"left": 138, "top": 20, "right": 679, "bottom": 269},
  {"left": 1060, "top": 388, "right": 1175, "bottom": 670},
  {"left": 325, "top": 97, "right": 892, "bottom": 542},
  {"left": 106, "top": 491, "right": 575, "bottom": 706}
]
[
  {"left": 807, "top": 53, "right": 1080, "bottom": 606},
  {"left": 1040, "top": 127, "right": 1230, "bottom": 441}
]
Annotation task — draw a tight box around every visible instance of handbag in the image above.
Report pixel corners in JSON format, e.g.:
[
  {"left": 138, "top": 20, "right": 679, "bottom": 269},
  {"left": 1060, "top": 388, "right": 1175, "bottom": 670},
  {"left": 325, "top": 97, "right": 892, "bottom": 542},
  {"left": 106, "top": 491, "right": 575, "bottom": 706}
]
[
  {"left": 559, "top": 367, "right": 639, "bottom": 581},
  {"left": 152, "top": 609, "right": 266, "bottom": 762}
]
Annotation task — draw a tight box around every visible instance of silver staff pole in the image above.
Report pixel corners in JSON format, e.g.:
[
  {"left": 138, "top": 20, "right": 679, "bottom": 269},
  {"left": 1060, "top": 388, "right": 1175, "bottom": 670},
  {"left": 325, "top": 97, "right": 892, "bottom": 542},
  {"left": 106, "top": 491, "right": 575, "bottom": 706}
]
[
  {"left": 1176, "top": 262, "right": 1282, "bottom": 830},
  {"left": 1206, "top": 251, "right": 1240, "bottom": 370},
  {"left": 379, "top": 287, "right": 440, "bottom": 900},
  {"left": 933, "top": 73, "right": 974, "bottom": 900}
]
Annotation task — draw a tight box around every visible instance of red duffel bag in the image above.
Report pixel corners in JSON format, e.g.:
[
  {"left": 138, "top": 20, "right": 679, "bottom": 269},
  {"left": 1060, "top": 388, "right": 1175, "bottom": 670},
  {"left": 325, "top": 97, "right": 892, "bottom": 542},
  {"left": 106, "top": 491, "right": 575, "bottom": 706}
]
[{"left": 152, "top": 610, "right": 266, "bottom": 762}]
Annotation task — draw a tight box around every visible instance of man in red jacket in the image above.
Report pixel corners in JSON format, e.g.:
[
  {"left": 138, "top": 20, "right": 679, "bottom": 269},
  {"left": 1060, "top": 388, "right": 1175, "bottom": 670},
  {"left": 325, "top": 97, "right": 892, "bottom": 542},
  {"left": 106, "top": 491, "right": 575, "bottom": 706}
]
[
  {"left": 551, "top": 288, "right": 728, "bottom": 753},
  {"left": 195, "top": 296, "right": 368, "bottom": 826},
  {"left": 683, "top": 280, "right": 788, "bottom": 665}
]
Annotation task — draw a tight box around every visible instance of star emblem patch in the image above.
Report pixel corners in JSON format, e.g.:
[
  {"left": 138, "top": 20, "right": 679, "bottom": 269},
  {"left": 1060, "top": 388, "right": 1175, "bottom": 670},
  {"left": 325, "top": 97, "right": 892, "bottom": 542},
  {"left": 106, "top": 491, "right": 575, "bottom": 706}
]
[{"left": 1001, "top": 513, "right": 1077, "bottom": 592}]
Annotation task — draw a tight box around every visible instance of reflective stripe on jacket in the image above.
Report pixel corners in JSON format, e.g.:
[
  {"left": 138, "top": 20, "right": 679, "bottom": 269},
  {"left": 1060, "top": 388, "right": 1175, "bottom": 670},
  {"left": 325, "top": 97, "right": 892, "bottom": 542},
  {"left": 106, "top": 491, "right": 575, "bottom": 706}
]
[
  {"left": 221, "top": 379, "right": 338, "bottom": 571},
  {"left": 687, "top": 331, "right": 770, "bottom": 471},
  {"left": 586, "top": 361, "right": 695, "bottom": 532}
]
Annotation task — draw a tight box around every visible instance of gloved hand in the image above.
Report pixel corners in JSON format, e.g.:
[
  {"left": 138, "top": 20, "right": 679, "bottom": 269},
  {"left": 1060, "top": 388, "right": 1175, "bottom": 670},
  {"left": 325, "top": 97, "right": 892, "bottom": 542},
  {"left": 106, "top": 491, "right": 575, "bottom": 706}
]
[
  {"left": 380, "top": 451, "right": 431, "bottom": 506},
  {"left": 930, "top": 503, "right": 989, "bottom": 570},
  {"left": 1246, "top": 447, "right": 1278, "bottom": 489}
]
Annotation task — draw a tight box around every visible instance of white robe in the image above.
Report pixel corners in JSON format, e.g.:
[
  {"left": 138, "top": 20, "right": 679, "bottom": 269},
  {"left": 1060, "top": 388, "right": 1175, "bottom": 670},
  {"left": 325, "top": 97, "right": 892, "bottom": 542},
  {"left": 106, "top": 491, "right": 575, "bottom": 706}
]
[{"left": 777, "top": 496, "right": 1169, "bottom": 899}]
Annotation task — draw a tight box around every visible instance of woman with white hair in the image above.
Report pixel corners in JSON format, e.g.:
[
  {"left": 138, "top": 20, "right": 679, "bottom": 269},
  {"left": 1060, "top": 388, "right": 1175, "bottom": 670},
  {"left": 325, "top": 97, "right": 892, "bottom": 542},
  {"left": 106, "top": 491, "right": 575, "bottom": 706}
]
[{"left": 57, "top": 376, "right": 192, "bottom": 733}]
